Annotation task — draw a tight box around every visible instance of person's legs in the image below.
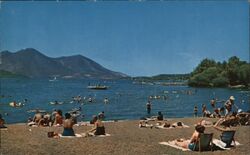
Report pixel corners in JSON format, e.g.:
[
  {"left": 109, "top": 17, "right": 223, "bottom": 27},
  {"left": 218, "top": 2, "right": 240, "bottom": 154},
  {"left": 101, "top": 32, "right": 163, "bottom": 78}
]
[{"left": 175, "top": 140, "right": 189, "bottom": 148}]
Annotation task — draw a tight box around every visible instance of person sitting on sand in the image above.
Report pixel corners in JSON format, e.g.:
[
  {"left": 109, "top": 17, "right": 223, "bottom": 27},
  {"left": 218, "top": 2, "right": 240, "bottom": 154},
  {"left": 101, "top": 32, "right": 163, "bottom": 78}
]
[
  {"left": 174, "top": 124, "right": 205, "bottom": 150},
  {"left": 44, "top": 113, "right": 52, "bottom": 125},
  {"left": 38, "top": 116, "right": 48, "bottom": 127},
  {"left": 0, "top": 114, "right": 7, "bottom": 128},
  {"left": 87, "top": 115, "right": 105, "bottom": 136},
  {"left": 54, "top": 109, "right": 63, "bottom": 126},
  {"left": 157, "top": 111, "right": 164, "bottom": 121},
  {"left": 62, "top": 113, "right": 75, "bottom": 136},
  {"left": 33, "top": 110, "right": 43, "bottom": 124}
]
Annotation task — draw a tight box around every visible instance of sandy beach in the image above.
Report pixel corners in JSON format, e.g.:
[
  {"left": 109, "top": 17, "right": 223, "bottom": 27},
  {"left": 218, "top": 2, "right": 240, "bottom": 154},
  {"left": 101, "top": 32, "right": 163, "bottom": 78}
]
[{"left": 1, "top": 117, "right": 250, "bottom": 155}]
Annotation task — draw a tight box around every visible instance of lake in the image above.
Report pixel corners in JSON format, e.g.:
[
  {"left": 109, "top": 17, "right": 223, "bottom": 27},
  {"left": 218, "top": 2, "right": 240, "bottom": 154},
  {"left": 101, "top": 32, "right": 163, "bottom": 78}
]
[{"left": 0, "top": 78, "right": 249, "bottom": 123}]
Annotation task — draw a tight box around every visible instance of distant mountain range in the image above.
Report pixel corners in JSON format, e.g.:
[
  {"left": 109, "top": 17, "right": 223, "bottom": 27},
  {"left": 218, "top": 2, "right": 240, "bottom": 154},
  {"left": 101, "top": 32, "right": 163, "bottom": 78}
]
[{"left": 0, "top": 48, "right": 128, "bottom": 79}]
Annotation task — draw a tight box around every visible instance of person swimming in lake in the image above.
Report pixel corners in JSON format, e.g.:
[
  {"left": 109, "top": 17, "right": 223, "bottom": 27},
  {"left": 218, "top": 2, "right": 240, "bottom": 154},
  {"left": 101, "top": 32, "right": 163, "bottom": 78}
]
[
  {"left": 174, "top": 124, "right": 205, "bottom": 150},
  {"left": 146, "top": 101, "right": 152, "bottom": 114},
  {"left": 62, "top": 113, "right": 75, "bottom": 136},
  {"left": 87, "top": 115, "right": 105, "bottom": 136},
  {"left": 210, "top": 98, "right": 216, "bottom": 108}
]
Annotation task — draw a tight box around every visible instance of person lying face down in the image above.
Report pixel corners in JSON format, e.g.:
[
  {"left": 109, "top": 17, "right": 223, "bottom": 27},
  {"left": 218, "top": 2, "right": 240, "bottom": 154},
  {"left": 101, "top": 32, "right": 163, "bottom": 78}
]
[{"left": 138, "top": 120, "right": 153, "bottom": 128}]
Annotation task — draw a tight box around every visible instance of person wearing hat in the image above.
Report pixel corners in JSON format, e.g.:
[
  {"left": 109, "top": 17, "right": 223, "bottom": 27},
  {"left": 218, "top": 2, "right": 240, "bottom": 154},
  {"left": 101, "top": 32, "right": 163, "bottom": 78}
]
[{"left": 224, "top": 96, "right": 235, "bottom": 117}]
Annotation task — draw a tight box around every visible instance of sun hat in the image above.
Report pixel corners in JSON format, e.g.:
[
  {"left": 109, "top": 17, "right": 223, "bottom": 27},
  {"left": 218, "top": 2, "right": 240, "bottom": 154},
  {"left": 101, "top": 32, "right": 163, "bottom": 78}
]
[{"left": 229, "top": 96, "right": 235, "bottom": 100}]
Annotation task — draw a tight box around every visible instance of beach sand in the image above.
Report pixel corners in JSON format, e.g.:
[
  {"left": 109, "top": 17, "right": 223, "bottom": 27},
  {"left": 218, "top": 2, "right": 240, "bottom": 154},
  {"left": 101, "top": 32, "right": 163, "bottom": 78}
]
[{"left": 1, "top": 117, "right": 249, "bottom": 155}]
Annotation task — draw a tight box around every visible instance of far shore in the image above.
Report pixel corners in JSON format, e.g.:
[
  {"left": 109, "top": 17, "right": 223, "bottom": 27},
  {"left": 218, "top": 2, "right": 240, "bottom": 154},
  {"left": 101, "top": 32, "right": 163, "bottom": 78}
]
[{"left": 1, "top": 117, "right": 250, "bottom": 155}]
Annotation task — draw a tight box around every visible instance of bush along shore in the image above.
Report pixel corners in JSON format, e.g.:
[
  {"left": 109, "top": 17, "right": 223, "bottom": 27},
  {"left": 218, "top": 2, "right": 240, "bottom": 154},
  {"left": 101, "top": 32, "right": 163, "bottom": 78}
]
[{"left": 188, "top": 56, "right": 250, "bottom": 88}]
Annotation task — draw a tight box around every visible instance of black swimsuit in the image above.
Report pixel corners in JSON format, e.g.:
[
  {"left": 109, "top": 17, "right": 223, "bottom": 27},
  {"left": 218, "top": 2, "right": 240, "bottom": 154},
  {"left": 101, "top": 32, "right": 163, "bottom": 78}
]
[{"left": 95, "top": 126, "right": 105, "bottom": 135}]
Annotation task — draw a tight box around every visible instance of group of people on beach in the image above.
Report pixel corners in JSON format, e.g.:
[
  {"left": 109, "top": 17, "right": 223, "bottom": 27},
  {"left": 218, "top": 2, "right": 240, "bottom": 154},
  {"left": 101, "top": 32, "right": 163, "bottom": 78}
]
[
  {"left": 193, "top": 96, "right": 240, "bottom": 118},
  {"left": 27, "top": 108, "right": 106, "bottom": 137}
]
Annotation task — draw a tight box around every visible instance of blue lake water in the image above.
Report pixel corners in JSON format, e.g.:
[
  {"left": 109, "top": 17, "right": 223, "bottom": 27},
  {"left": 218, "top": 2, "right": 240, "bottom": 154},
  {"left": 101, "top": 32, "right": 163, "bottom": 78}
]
[{"left": 0, "top": 78, "right": 249, "bottom": 123}]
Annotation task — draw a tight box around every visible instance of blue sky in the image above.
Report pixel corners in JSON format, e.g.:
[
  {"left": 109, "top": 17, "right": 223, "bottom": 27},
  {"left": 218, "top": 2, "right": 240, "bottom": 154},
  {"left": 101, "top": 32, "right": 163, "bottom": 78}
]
[{"left": 0, "top": 1, "right": 249, "bottom": 76}]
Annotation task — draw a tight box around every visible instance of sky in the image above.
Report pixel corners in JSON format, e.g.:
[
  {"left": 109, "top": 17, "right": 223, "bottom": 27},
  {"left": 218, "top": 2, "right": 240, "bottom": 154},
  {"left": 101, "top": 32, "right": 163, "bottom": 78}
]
[{"left": 0, "top": 1, "right": 249, "bottom": 76}]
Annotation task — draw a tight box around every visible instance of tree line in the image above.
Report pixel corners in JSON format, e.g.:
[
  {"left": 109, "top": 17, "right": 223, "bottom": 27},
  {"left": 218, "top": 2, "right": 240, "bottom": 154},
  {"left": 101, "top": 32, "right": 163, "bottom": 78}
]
[{"left": 188, "top": 56, "right": 250, "bottom": 87}]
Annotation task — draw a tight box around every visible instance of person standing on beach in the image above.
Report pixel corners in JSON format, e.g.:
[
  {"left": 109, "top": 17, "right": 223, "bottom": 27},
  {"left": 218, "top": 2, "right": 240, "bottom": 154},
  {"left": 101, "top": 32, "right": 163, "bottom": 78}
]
[
  {"left": 210, "top": 98, "right": 216, "bottom": 108},
  {"left": 202, "top": 104, "right": 207, "bottom": 117},
  {"left": 194, "top": 106, "right": 198, "bottom": 117},
  {"left": 146, "top": 101, "right": 152, "bottom": 114},
  {"left": 224, "top": 96, "right": 236, "bottom": 117}
]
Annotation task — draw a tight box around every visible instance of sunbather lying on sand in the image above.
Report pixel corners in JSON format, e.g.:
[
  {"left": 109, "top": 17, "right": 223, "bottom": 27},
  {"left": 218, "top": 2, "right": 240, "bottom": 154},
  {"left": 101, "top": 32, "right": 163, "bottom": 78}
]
[
  {"left": 155, "top": 121, "right": 188, "bottom": 129},
  {"left": 139, "top": 120, "right": 153, "bottom": 128},
  {"left": 174, "top": 124, "right": 205, "bottom": 150}
]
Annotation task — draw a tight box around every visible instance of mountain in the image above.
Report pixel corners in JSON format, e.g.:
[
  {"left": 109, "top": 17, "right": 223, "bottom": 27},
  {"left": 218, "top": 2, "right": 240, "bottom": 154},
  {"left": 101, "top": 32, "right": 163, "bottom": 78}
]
[{"left": 0, "top": 48, "right": 128, "bottom": 79}]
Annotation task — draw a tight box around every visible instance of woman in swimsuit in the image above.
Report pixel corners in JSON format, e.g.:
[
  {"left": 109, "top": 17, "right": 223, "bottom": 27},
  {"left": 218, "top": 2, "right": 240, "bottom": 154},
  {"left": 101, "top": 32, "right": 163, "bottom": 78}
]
[
  {"left": 62, "top": 113, "right": 75, "bottom": 136},
  {"left": 88, "top": 115, "right": 105, "bottom": 135},
  {"left": 54, "top": 110, "right": 63, "bottom": 126},
  {"left": 175, "top": 124, "right": 205, "bottom": 150}
]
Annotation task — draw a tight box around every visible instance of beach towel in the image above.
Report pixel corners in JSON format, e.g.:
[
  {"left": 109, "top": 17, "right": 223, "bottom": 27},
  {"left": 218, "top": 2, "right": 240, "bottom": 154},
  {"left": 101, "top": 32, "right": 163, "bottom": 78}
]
[
  {"left": 58, "top": 133, "right": 83, "bottom": 138},
  {"left": 146, "top": 118, "right": 156, "bottom": 121},
  {"left": 0, "top": 128, "right": 8, "bottom": 131},
  {"left": 85, "top": 132, "right": 111, "bottom": 137},
  {"left": 212, "top": 139, "right": 241, "bottom": 150},
  {"left": 159, "top": 141, "right": 190, "bottom": 151}
]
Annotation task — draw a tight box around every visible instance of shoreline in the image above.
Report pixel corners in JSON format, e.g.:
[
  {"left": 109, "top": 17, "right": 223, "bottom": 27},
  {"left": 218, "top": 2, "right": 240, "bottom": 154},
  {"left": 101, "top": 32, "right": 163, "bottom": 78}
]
[{"left": 1, "top": 117, "right": 250, "bottom": 155}]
